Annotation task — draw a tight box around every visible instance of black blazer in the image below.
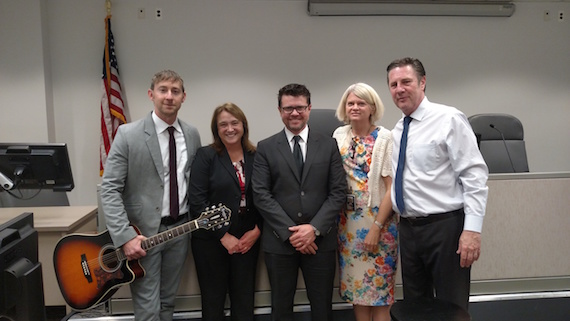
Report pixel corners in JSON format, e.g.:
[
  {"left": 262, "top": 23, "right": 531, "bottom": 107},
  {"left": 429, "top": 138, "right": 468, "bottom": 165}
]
[
  {"left": 189, "top": 145, "right": 260, "bottom": 240},
  {"left": 252, "top": 129, "right": 347, "bottom": 255}
]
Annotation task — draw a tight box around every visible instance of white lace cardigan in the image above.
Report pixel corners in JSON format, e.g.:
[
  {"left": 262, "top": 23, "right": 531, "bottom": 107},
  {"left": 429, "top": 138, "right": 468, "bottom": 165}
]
[{"left": 332, "top": 125, "right": 393, "bottom": 209}]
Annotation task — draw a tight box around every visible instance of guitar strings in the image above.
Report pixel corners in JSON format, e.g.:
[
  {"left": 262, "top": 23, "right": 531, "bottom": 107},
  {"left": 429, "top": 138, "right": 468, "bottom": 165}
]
[
  {"left": 79, "top": 208, "right": 228, "bottom": 271},
  {"left": 82, "top": 250, "right": 123, "bottom": 271}
]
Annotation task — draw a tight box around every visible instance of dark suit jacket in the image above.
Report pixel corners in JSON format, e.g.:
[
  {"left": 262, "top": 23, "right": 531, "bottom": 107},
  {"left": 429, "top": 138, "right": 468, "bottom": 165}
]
[
  {"left": 189, "top": 145, "right": 261, "bottom": 240},
  {"left": 252, "top": 128, "right": 347, "bottom": 255}
]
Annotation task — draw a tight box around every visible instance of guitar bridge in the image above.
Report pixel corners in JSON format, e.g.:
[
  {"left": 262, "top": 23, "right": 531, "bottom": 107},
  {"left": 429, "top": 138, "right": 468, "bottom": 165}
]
[{"left": 81, "top": 253, "right": 93, "bottom": 283}]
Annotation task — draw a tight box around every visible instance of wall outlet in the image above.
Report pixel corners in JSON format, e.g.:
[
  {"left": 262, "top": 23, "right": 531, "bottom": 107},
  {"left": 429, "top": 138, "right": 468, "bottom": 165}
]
[
  {"left": 155, "top": 8, "right": 163, "bottom": 20},
  {"left": 558, "top": 11, "right": 564, "bottom": 22},
  {"left": 543, "top": 10, "right": 550, "bottom": 21}
]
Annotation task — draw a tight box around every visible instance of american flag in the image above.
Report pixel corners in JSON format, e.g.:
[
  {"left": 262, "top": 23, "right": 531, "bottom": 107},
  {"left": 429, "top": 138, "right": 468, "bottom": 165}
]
[{"left": 100, "top": 15, "right": 127, "bottom": 176}]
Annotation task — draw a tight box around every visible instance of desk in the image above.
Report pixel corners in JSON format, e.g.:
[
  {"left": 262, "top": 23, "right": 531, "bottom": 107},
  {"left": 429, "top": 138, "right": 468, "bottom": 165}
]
[
  {"left": 473, "top": 173, "right": 570, "bottom": 282},
  {"left": 0, "top": 206, "right": 98, "bottom": 307}
]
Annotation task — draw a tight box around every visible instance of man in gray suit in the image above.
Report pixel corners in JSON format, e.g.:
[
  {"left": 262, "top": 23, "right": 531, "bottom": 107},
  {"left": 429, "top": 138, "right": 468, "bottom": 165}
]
[
  {"left": 101, "top": 70, "right": 201, "bottom": 321},
  {"left": 252, "top": 83, "right": 346, "bottom": 321}
]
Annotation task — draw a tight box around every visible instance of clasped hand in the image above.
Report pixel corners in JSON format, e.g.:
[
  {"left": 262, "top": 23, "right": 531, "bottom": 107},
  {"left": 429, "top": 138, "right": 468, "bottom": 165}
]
[
  {"left": 221, "top": 225, "right": 261, "bottom": 255},
  {"left": 288, "top": 224, "right": 318, "bottom": 255}
]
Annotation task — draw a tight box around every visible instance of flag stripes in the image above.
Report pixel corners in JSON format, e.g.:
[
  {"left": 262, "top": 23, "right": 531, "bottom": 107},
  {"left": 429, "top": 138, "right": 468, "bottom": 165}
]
[{"left": 100, "top": 15, "right": 127, "bottom": 176}]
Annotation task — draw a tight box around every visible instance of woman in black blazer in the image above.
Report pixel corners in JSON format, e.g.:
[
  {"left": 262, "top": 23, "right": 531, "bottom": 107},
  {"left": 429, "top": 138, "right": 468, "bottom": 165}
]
[{"left": 189, "top": 103, "right": 261, "bottom": 321}]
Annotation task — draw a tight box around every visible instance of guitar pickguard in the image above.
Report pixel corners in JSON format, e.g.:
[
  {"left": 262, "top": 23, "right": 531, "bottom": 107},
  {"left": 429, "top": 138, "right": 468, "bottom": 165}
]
[{"left": 94, "top": 265, "right": 124, "bottom": 289}]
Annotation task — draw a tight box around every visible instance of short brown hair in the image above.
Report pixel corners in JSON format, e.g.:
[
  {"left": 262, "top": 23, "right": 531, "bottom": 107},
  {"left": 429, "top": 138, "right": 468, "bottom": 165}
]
[
  {"left": 278, "top": 83, "right": 311, "bottom": 107},
  {"left": 386, "top": 57, "right": 426, "bottom": 87},
  {"left": 150, "top": 70, "right": 185, "bottom": 92}
]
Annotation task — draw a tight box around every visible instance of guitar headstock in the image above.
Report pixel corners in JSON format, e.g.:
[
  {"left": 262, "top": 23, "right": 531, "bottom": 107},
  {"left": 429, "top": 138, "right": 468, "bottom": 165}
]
[{"left": 196, "top": 204, "right": 231, "bottom": 230}]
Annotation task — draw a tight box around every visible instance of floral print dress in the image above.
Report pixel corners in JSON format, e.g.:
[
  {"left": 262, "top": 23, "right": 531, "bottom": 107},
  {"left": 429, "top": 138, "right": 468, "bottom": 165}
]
[{"left": 337, "top": 127, "right": 398, "bottom": 306}]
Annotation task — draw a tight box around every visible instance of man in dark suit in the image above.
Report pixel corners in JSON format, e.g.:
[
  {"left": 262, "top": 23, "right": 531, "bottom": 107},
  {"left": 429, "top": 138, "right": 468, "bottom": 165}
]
[
  {"left": 252, "top": 83, "right": 347, "bottom": 321},
  {"left": 101, "top": 70, "right": 201, "bottom": 321}
]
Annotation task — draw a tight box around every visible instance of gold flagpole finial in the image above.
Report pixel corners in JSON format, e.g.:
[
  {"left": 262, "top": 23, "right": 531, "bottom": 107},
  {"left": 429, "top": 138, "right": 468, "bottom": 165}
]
[{"left": 106, "top": 0, "right": 111, "bottom": 16}]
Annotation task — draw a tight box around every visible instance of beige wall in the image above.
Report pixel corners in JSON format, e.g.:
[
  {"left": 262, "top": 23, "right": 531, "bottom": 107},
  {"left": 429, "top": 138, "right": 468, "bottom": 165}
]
[{"left": 1, "top": 0, "right": 570, "bottom": 208}]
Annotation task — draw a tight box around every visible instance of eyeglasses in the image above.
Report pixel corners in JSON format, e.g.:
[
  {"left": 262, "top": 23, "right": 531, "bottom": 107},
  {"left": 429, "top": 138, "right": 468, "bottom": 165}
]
[{"left": 280, "top": 106, "right": 308, "bottom": 114}]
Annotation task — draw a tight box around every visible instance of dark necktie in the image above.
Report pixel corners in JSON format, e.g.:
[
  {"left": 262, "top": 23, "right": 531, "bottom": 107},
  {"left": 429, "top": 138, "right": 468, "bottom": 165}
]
[
  {"left": 293, "top": 135, "right": 304, "bottom": 176},
  {"left": 395, "top": 116, "right": 412, "bottom": 214},
  {"left": 167, "top": 126, "right": 179, "bottom": 220}
]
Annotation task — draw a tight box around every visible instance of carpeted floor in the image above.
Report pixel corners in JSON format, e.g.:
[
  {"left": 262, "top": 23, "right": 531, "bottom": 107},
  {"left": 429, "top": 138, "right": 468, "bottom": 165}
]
[
  {"left": 47, "top": 304, "right": 109, "bottom": 321},
  {"left": 47, "top": 296, "right": 570, "bottom": 321}
]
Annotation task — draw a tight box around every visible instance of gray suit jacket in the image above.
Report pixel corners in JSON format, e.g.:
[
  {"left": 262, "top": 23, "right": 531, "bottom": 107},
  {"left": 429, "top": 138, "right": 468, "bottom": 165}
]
[
  {"left": 252, "top": 128, "right": 347, "bottom": 254},
  {"left": 101, "top": 112, "right": 201, "bottom": 248}
]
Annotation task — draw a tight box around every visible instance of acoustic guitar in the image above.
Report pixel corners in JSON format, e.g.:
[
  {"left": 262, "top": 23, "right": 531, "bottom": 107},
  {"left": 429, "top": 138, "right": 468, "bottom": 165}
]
[{"left": 53, "top": 204, "right": 231, "bottom": 311}]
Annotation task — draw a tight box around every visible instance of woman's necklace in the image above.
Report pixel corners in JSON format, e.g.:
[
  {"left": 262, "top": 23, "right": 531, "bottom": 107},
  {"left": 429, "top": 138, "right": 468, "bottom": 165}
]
[{"left": 352, "top": 124, "right": 376, "bottom": 137}]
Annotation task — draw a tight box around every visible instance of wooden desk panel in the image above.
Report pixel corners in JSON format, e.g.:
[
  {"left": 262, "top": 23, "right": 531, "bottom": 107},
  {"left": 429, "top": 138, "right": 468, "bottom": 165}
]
[{"left": 474, "top": 176, "right": 570, "bottom": 280}]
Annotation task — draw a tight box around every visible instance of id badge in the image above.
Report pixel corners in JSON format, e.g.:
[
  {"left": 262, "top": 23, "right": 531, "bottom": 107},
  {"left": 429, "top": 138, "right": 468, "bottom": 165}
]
[{"left": 346, "top": 194, "right": 355, "bottom": 211}]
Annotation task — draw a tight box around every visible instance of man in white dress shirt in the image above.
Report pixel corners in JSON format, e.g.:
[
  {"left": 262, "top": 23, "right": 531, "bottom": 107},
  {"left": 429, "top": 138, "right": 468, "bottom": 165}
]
[{"left": 386, "top": 57, "right": 488, "bottom": 310}]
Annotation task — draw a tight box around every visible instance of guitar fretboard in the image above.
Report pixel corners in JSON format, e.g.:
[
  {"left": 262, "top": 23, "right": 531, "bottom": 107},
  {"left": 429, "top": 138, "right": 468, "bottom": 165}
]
[
  {"left": 115, "top": 219, "right": 199, "bottom": 262},
  {"left": 142, "top": 220, "right": 199, "bottom": 251},
  {"left": 114, "top": 205, "right": 230, "bottom": 262}
]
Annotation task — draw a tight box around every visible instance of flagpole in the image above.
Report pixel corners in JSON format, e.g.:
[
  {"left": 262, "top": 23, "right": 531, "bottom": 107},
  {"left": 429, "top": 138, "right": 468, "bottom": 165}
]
[
  {"left": 104, "top": 13, "right": 111, "bottom": 101},
  {"left": 100, "top": 0, "right": 127, "bottom": 176}
]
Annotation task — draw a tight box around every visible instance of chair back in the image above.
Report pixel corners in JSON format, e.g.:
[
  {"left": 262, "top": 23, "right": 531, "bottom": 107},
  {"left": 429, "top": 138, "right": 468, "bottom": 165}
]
[
  {"left": 308, "top": 109, "right": 344, "bottom": 137},
  {"left": 468, "top": 113, "right": 529, "bottom": 173}
]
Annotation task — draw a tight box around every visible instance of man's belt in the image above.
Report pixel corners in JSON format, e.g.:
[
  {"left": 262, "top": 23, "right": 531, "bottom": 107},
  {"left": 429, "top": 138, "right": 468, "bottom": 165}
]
[
  {"left": 161, "top": 213, "right": 188, "bottom": 225},
  {"left": 401, "top": 208, "right": 463, "bottom": 226}
]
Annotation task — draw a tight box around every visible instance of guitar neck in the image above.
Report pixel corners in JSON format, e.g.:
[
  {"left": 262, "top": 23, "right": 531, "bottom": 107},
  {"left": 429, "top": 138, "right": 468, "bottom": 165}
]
[
  {"left": 115, "top": 205, "right": 230, "bottom": 262},
  {"left": 116, "top": 219, "right": 201, "bottom": 261},
  {"left": 142, "top": 219, "right": 200, "bottom": 251}
]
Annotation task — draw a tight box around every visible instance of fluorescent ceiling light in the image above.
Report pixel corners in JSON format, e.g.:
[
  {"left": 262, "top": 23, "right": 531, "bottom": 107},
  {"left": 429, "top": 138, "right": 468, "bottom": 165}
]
[{"left": 307, "top": 0, "right": 516, "bottom": 17}]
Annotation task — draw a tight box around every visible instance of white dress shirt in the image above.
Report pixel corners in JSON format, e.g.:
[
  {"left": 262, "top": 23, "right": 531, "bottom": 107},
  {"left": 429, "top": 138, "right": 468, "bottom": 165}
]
[
  {"left": 152, "top": 112, "right": 189, "bottom": 217},
  {"left": 391, "top": 97, "right": 489, "bottom": 233},
  {"left": 284, "top": 126, "right": 308, "bottom": 162}
]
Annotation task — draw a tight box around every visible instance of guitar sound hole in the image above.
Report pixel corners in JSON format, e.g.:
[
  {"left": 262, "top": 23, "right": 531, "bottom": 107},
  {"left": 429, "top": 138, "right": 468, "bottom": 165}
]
[{"left": 99, "top": 245, "right": 122, "bottom": 273}]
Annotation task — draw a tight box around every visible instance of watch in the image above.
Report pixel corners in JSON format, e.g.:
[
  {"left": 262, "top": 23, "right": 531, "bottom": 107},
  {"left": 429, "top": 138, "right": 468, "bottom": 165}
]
[
  {"left": 312, "top": 225, "right": 321, "bottom": 236},
  {"left": 374, "top": 220, "right": 383, "bottom": 229}
]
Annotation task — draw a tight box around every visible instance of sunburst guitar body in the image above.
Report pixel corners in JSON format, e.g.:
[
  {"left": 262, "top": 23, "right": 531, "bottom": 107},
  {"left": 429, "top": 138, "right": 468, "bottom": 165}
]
[{"left": 53, "top": 205, "right": 230, "bottom": 311}]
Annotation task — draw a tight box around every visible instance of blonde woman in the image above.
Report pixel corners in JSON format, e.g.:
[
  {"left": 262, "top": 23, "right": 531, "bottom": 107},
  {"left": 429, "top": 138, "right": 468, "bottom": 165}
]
[{"left": 333, "top": 83, "right": 398, "bottom": 321}]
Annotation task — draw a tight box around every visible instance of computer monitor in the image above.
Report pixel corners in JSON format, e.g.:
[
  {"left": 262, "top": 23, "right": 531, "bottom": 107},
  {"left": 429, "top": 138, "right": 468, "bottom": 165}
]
[
  {"left": 0, "top": 212, "right": 47, "bottom": 321},
  {"left": 0, "top": 143, "right": 74, "bottom": 192}
]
